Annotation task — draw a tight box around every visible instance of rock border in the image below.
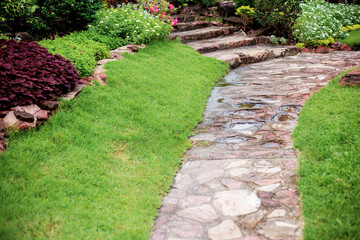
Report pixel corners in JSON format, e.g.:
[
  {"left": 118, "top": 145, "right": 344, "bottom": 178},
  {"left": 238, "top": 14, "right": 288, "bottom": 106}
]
[{"left": 0, "top": 44, "right": 145, "bottom": 152}]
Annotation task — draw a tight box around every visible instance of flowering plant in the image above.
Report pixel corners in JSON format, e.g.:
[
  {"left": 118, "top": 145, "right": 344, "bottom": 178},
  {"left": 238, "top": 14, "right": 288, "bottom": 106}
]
[
  {"left": 139, "top": 0, "right": 177, "bottom": 25},
  {"left": 293, "top": 0, "right": 360, "bottom": 43},
  {"left": 86, "top": 3, "right": 172, "bottom": 49}
]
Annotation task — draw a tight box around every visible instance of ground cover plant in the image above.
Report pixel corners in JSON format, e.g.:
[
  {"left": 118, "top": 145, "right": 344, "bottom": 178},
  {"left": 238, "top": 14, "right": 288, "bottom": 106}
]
[
  {"left": 0, "top": 39, "right": 228, "bottom": 239},
  {"left": 0, "top": 39, "right": 79, "bottom": 110},
  {"left": 39, "top": 33, "right": 110, "bottom": 77},
  {"left": 293, "top": 0, "right": 360, "bottom": 46},
  {"left": 293, "top": 67, "right": 360, "bottom": 239}
]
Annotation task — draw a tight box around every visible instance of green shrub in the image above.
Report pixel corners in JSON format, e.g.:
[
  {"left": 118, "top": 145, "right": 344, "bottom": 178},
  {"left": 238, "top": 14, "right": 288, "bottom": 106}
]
[
  {"left": 85, "top": 4, "right": 172, "bottom": 49},
  {"left": 32, "top": 0, "right": 103, "bottom": 38},
  {"left": 235, "top": 5, "right": 255, "bottom": 26},
  {"left": 1, "top": 0, "right": 103, "bottom": 39},
  {"left": 253, "top": 0, "right": 301, "bottom": 38},
  {"left": 0, "top": 33, "right": 9, "bottom": 40},
  {"left": 269, "top": 35, "right": 278, "bottom": 45},
  {"left": 39, "top": 33, "right": 109, "bottom": 77},
  {"left": 280, "top": 37, "right": 287, "bottom": 45},
  {"left": 295, "top": 42, "right": 305, "bottom": 49},
  {"left": 0, "top": 0, "right": 37, "bottom": 33}
]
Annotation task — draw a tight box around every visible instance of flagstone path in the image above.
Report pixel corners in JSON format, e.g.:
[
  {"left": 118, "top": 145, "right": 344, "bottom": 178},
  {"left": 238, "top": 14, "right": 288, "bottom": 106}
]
[{"left": 150, "top": 51, "right": 360, "bottom": 240}]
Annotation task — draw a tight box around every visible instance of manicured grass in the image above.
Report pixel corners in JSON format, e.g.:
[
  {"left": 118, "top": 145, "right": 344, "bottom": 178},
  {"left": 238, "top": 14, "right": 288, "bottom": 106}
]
[
  {"left": 338, "top": 30, "right": 360, "bottom": 49},
  {"left": 293, "top": 67, "right": 360, "bottom": 240},
  {"left": 0, "top": 39, "right": 228, "bottom": 239}
]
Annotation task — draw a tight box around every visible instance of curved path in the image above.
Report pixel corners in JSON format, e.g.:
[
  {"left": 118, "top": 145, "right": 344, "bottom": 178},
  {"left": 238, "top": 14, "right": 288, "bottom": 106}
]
[{"left": 151, "top": 51, "right": 360, "bottom": 240}]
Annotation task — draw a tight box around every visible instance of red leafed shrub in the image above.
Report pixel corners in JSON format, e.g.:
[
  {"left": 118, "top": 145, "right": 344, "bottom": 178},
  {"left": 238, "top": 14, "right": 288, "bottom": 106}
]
[{"left": 0, "top": 39, "right": 79, "bottom": 110}]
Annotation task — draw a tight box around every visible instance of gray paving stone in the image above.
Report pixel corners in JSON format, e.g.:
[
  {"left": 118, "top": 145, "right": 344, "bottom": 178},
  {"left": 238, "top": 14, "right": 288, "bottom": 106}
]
[
  {"left": 213, "top": 190, "right": 261, "bottom": 216},
  {"left": 208, "top": 220, "right": 243, "bottom": 240},
  {"left": 177, "top": 204, "right": 218, "bottom": 222},
  {"left": 151, "top": 51, "right": 360, "bottom": 239}
]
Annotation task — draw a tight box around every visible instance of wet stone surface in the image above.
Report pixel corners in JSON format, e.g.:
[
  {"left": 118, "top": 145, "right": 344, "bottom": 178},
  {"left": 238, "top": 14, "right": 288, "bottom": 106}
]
[{"left": 151, "top": 51, "right": 360, "bottom": 240}]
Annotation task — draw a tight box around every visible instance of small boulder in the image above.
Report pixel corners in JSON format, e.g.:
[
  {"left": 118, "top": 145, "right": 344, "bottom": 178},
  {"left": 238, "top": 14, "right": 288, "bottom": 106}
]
[
  {"left": 3, "top": 111, "right": 18, "bottom": 127},
  {"left": 339, "top": 70, "right": 360, "bottom": 86},
  {"left": 14, "top": 111, "right": 35, "bottom": 122},
  {"left": 340, "top": 44, "right": 351, "bottom": 51},
  {"left": 315, "top": 45, "right": 329, "bottom": 53},
  {"left": 15, "top": 121, "right": 31, "bottom": 130},
  {"left": 217, "top": 1, "right": 236, "bottom": 17},
  {"left": 125, "top": 44, "right": 139, "bottom": 52},
  {"left": 93, "top": 73, "right": 107, "bottom": 86},
  {"left": 302, "top": 47, "right": 315, "bottom": 53},
  {"left": 34, "top": 110, "right": 49, "bottom": 121},
  {"left": 330, "top": 41, "right": 342, "bottom": 51},
  {"left": 40, "top": 101, "right": 58, "bottom": 110},
  {"left": 21, "top": 104, "right": 41, "bottom": 114},
  {"left": 80, "top": 77, "right": 94, "bottom": 86}
]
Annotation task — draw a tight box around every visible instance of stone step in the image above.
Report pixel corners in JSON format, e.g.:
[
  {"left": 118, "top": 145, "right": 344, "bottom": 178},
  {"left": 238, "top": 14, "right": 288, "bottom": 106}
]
[
  {"left": 174, "top": 21, "right": 211, "bottom": 32},
  {"left": 169, "top": 26, "right": 236, "bottom": 43},
  {"left": 173, "top": 14, "right": 196, "bottom": 23},
  {"left": 186, "top": 32, "right": 257, "bottom": 54},
  {"left": 203, "top": 45, "right": 300, "bottom": 68}
]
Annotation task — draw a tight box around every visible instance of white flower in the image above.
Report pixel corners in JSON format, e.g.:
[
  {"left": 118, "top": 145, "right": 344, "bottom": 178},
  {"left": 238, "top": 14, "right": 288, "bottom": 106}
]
[{"left": 100, "top": 21, "right": 103, "bottom": 23}]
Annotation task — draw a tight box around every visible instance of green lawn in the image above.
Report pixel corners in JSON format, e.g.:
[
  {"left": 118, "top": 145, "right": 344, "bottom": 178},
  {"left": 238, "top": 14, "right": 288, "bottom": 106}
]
[
  {"left": 338, "top": 29, "right": 360, "bottom": 50},
  {"left": 293, "top": 66, "right": 360, "bottom": 240},
  {"left": 0, "top": 39, "right": 228, "bottom": 239}
]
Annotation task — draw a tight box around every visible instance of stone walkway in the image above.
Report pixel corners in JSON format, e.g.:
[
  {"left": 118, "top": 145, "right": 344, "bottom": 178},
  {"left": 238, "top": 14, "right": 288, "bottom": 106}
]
[{"left": 151, "top": 51, "right": 360, "bottom": 240}]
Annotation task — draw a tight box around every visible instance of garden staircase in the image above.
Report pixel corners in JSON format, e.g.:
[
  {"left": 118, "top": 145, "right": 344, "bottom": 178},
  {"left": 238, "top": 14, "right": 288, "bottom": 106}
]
[{"left": 170, "top": 19, "right": 300, "bottom": 68}]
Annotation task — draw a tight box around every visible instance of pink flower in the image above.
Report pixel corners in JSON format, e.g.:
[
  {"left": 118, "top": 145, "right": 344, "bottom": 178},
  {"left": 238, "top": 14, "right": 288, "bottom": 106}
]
[
  {"left": 169, "top": 4, "right": 174, "bottom": 10},
  {"left": 168, "top": 16, "right": 172, "bottom": 20},
  {"left": 161, "top": 12, "right": 166, "bottom": 18},
  {"left": 154, "top": 6, "right": 160, "bottom": 13},
  {"left": 150, "top": 7, "right": 154, "bottom": 13},
  {"left": 172, "top": 17, "right": 178, "bottom": 26}
]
